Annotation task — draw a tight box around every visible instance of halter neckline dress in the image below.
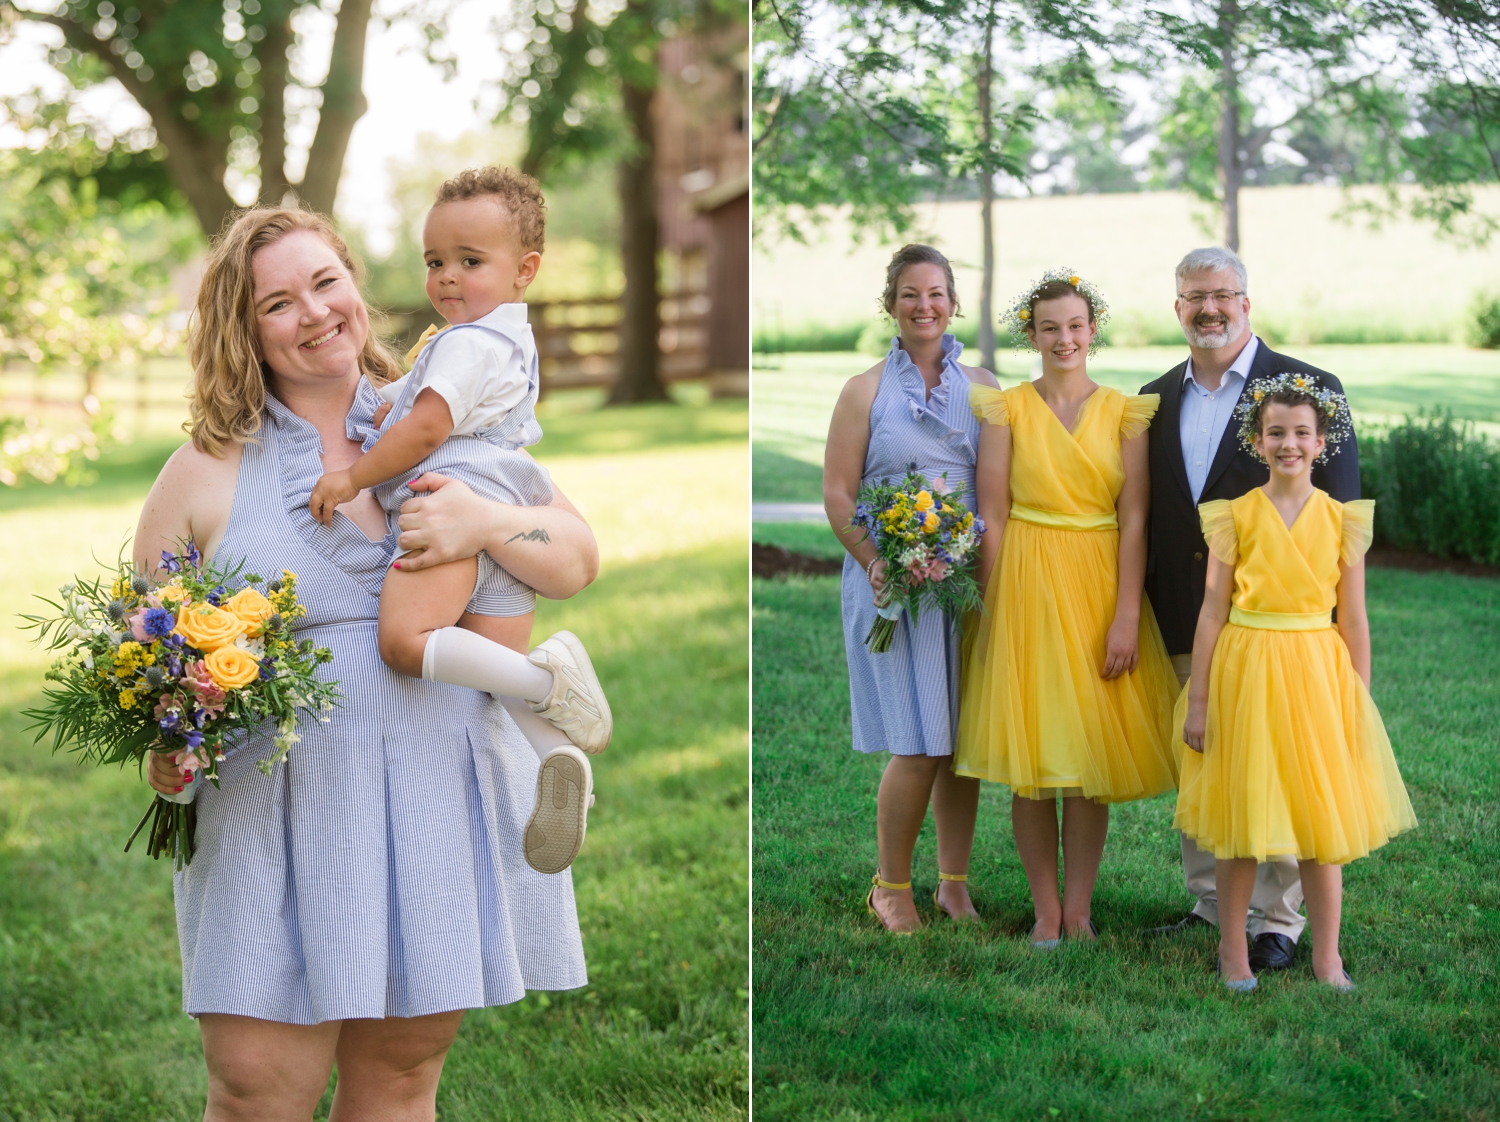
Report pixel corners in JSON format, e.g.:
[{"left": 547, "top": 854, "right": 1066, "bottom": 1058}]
[
  {"left": 841, "top": 335, "right": 980, "bottom": 756},
  {"left": 172, "top": 379, "right": 587, "bottom": 1025}
]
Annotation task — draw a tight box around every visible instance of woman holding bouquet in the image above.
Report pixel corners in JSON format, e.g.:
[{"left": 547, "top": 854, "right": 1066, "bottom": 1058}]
[
  {"left": 955, "top": 272, "right": 1178, "bottom": 947},
  {"left": 137, "top": 208, "right": 595, "bottom": 1119},
  {"left": 824, "top": 244, "right": 998, "bottom": 934}
]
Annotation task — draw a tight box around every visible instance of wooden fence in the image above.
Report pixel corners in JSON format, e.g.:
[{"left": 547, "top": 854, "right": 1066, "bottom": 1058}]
[
  {"left": 529, "top": 291, "right": 711, "bottom": 392},
  {"left": 0, "top": 290, "right": 716, "bottom": 432}
]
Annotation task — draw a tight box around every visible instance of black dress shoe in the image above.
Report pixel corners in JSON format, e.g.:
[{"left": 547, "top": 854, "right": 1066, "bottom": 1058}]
[
  {"left": 1146, "top": 913, "right": 1213, "bottom": 937},
  {"left": 1248, "top": 932, "right": 1296, "bottom": 973}
]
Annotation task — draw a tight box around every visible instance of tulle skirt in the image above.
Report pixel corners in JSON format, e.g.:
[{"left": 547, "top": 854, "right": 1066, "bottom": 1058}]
[
  {"left": 1173, "top": 623, "right": 1417, "bottom": 863},
  {"left": 954, "top": 519, "right": 1179, "bottom": 801}
]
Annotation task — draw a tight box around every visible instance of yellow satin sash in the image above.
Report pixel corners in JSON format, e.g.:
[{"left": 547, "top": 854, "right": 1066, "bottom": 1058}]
[
  {"left": 1229, "top": 606, "right": 1333, "bottom": 631},
  {"left": 1009, "top": 503, "right": 1118, "bottom": 532}
]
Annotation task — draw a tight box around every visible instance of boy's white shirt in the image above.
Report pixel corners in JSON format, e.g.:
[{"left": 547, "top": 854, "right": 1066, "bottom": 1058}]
[{"left": 379, "top": 302, "right": 535, "bottom": 434}]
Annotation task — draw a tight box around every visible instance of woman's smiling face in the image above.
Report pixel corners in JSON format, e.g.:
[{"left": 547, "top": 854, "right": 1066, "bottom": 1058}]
[
  {"left": 251, "top": 228, "right": 369, "bottom": 389},
  {"left": 892, "top": 263, "right": 953, "bottom": 343},
  {"left": 1028, "top": 293, "right": 1094, "bottom": 374}
]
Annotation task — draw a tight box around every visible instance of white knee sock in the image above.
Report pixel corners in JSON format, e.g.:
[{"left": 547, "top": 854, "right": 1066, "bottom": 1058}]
[
  {"left": 421, "top": 626, "right": 554, "bottom": 703},
  {"left": 499, "top": 697, "right": 573, "bottom": 763}
]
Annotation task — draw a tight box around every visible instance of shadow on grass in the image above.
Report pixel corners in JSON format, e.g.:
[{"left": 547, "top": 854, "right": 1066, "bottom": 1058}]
[
  {"left": 751, "top": 569, "right": 1500, "bottom": 1122},
  {"left": 753, "top": 445, "right": 824, "bottom": 505}
]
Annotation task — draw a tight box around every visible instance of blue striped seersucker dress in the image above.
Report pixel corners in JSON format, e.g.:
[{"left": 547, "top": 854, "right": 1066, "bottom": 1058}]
[
  {"left": 841, "top": 335, "right": 980, "bottom": 757},
  {"left": 172, "top": 380, "right": 587, "bottom": 1025}
]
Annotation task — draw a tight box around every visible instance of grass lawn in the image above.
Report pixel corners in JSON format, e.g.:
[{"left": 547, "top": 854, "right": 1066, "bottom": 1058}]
[
  {"left": 753, "top": 347, "right": 1500, "bottom": 504},
  {"left": 751, "top": 568, "right": 1500, "bottom": 1121},
  {"left": 0, "top": 398, "right": 748, "bottom": 1120}
]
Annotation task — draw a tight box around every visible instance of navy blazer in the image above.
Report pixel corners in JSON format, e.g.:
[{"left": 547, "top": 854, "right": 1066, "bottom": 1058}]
[{"left": 1140, "top": 338, "right": 1361, "bottom": 656}]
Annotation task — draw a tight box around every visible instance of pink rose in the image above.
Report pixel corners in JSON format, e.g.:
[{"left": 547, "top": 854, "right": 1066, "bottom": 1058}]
[{"left": 128, "top": 610, "right": 151, "bottom": 642}]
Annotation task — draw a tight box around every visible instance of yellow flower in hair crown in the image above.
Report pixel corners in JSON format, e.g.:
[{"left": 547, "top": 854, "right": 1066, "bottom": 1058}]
[
  {"left": 999, "top": 268, "right": 1111, "bottom": 357},
  {"left": 1235, "top": 371, "right": 1352, "bottom": 464}
]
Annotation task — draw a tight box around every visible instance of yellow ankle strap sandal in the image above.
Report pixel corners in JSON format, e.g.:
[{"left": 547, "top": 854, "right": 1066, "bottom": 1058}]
[
  {"left": 866, "top": 873, "right": 921, "bottom": 934},
  {"left": 933, "top": 871, "right": 973, "bottom": 919}
]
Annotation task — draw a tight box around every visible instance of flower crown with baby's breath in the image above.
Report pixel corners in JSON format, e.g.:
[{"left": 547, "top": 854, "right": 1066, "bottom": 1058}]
[
  {"left": 1236, "top": 371, "right": 1352, "bottom": 463},
  {"left": 1000, "top": 268, "right": 1111, "bottom": 357}
]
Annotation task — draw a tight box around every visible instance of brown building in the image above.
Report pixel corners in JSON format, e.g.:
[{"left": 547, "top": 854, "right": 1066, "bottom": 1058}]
[{"left": 655, "top": 29, "right": 749, "bottom": 396}]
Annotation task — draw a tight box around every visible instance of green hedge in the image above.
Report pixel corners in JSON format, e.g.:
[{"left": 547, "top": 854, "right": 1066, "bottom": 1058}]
[{"left": 1359, "top": 412, "right": 1500, "bottom": 565}]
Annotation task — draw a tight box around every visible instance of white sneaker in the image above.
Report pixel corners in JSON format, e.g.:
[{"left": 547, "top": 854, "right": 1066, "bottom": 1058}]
[
  {"left": 527, "top": 631, "right": 612, "bottom": 755},
  {"left": 524, "top": 745, "right": 594, "bottom": 874}
]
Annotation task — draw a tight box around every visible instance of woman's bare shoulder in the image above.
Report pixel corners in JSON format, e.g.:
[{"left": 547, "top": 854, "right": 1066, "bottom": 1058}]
[
  {"left": 834, "top": 362, "right": 884, "bottom": 408},
  {"left": 958, "top": 362, "right": 1001, "bottom": 388},
  {"left": 156, "top": 438, "right": 243, "bottom": 488}
]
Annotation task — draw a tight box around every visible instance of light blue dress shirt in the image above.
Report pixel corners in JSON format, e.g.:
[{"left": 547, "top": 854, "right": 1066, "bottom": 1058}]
[{"left": 1180, "top": 335, "right": 1259, "bottom": 502}]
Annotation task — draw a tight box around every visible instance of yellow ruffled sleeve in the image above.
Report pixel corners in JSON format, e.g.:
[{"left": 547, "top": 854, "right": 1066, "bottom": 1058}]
[
  {"left": 1197, "top": 500, "right": 1238, "bottom": 565},
  {"left": 1340, "top": 499, "right": 1376, "bottom": 566},
  {"left": 970, "top": 384, "right": 1010, "bottom": 426},
  {"left": 1119, "top": 393, "right": 1160, "bottom": 440}
]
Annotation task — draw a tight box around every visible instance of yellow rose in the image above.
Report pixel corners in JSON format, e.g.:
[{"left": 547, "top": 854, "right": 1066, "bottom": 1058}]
[
  {"left": 923, "top": 511, "right": 940, "bottom": 533},
  {"left": 174, "top": 603, "right": 248, "bottom": 652},
  {"left": 224, "top": 587, "right": 277, "bottom": 636},
  {"left": 205, "top": 645, "right": 262, "bottom": 690},
  {"left": 159, "top": 584, "right": 189, "bottom": 605},
  {"left": 914, "top": 490, "right": 934, "bottom": 512}
]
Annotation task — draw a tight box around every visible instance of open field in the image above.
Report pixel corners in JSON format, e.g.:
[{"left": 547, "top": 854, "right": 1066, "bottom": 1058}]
[
  {"left": 0, "top": 399, "right": 748, "bottom": 1120},
  {"left": 752, "top": 568, "right": 1500, "bottom": 1121},
  {"left": 752, "top": 347, "right": 1500, "bottom": 505},
  {"left": 752, "top": 184, "right": 1500, "bottom": 347}
]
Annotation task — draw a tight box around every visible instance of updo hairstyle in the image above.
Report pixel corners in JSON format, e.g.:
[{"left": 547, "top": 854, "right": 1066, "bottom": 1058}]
[{"left": 880, "top": 244, "right": 960, "bottom": 318}]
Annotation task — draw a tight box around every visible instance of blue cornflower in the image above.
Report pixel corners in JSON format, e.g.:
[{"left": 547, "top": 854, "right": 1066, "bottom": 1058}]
[
  {"left": 259, "top": 658, "right": 275, "bottom": 681},
  {"left": 141, "top": 607, "right": 175, "bottom": 639}
]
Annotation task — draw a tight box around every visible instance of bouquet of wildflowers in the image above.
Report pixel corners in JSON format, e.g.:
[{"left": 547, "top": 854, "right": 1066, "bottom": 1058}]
[
  {"left": 850, "top": 466, "right": 986, "bottom": 653},
  {"left": 22, "top": 542, "right": 340, "bottom": 867}
]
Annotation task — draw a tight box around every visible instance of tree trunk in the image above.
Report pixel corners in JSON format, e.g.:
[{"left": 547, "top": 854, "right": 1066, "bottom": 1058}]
[
  {"left": 39, "top": 15, "right": 236, "bottom": 236},
  {"left": 298, "top": 0, "right": 374, "bottom": 215},
  {"left": 1217, "top": 0, "right": 1242, "bottom": 252},
  {"left": 610, "top": 76, "right": 670, "bottom": 405},
  {"left": 976, "top": 5, "right": 997, "bottom": 375},
  {"left": 258, "top": 12, "right": 294, "bottom": 206}
]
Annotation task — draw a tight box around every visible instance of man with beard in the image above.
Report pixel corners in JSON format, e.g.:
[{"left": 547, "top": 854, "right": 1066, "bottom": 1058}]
[{"left": 1139, "top": 246, "right": 1361, "bottom": 973}]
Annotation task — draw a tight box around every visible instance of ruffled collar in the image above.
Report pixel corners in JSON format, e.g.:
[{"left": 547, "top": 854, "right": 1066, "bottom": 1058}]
[
  {"left": 885, "top": 334, "right": 963, "bottom": 408},
  {"left": 262, "top": 381, "right": 395, "bottom": 598}
]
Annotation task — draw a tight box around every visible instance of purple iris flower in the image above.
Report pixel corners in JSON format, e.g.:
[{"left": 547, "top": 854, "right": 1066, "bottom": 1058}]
[
  {"left": 141, "top": 607, "right": 175, "bottom": 639},
  {"left": 160, "top": 550, "right": 181, "bottom": 573},
  {"left": 167, "top": 655, "right": 183, "bottom": 677},
  {"left": 206, "top": 585, "right": 227, "bottom": 606},
  {"left": 159, "top": 712, "right": 182, "bottom": 734},
  {"left": 185, "top": 540, "right": 201, "bottom": 568},
  {"left": 184, "top": 729, "right": 205, "bottom": 749}
]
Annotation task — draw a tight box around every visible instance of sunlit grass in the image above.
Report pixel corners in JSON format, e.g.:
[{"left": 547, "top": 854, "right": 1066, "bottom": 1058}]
[{"left": 0, "top": 402, "right": 748, "bottom": 1120}]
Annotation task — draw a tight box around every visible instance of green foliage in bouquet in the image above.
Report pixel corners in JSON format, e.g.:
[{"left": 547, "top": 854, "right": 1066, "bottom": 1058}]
[
  {"left": 21, "top": 541, "right": 341, "bottom": 867},
  {"left": 850, "top": 467, "right": 986, "bottom": 653}
]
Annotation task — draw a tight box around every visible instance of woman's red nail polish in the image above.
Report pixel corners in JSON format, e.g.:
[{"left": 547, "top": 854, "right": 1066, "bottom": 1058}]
[
  {"left": 186, "top": 774, "right": 194, "bottom": 783},
  {"left": 392, "top": 561, "right": 401, "bottom": 570},
  {"left": 174, "top": 786, "right": 184, "bottom": 793}
]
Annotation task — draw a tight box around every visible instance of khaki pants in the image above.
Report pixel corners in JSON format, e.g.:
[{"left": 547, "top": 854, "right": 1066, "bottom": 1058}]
[{"left": 1171, "top": 654, "right": 1306, "bottom": 941}]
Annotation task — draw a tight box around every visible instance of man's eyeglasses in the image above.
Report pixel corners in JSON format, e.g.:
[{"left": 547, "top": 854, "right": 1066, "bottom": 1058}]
[{"left": 1178, "top": 290, "right": 1245, "bottom": 307}]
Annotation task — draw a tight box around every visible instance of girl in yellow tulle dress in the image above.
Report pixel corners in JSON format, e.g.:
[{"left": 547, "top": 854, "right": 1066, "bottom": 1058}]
[
  {"left": 956, "top": 272, "right": 1178, "bottom": 947},
  {"left": 1175, "top": 376, "right": 1416, "bottom": 992}
]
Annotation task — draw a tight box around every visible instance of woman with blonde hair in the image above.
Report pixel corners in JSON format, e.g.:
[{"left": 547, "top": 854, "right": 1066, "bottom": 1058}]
[{"left": 138, "top": 206, "right": 597, "bottom": 1119}]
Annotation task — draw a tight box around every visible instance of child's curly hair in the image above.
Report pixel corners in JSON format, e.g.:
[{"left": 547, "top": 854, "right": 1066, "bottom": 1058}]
[{"left": 433, "top": 166, "right": 547, "bottom": 254}]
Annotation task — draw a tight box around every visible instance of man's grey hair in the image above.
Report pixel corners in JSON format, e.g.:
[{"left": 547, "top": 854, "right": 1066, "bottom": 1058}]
[{"left": 1176, "top": 247, "right": 1248, "bottom": 293}]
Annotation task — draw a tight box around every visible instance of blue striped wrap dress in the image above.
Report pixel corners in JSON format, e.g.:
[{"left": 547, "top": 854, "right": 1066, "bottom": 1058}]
[
  {"left": 173, "top": 382, "right": 587, "bottom": 1025},
  {"left": 841, "top": 335, "right": 980, "bottom": 757},
  {"left": 350, "top": 314, "right": 553, "bottom": 618}
]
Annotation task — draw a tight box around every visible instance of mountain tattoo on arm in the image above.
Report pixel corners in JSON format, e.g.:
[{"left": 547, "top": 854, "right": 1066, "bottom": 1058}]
[{"left": 504, "top": 528, "right": 552, "bottom": 546}]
